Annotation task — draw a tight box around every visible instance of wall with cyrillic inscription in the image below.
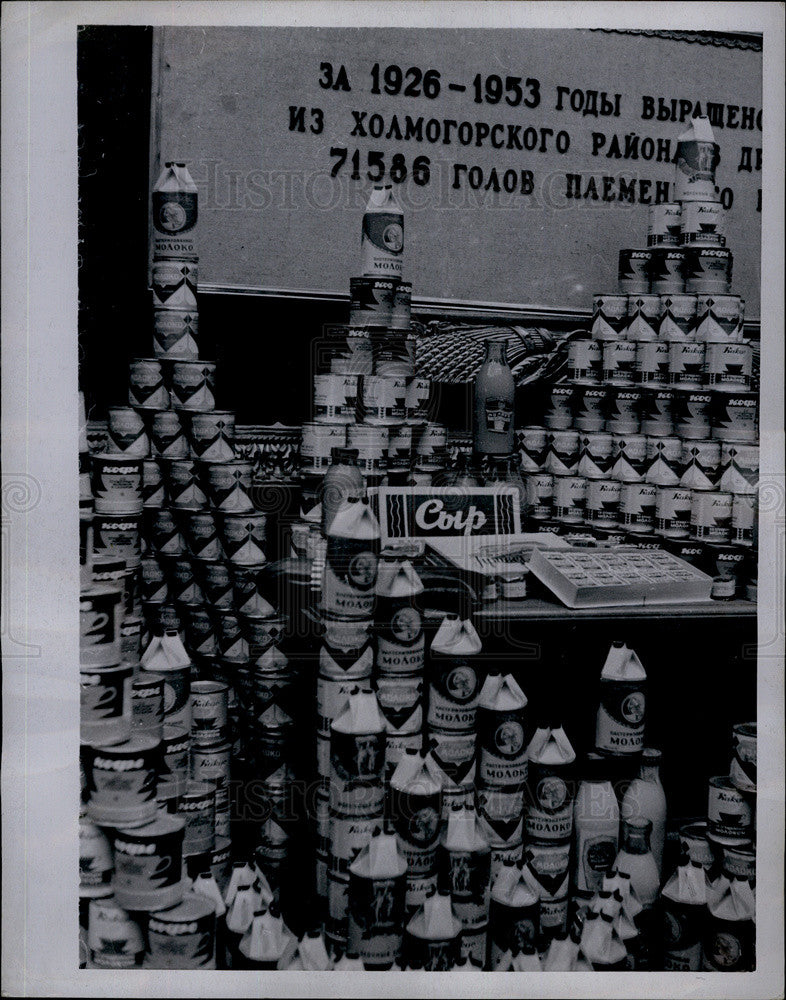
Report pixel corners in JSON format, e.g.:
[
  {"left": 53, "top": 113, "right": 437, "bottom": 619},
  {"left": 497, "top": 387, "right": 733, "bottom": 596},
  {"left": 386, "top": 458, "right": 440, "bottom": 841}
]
[{"left": 152, "top": 27, "right": 762, "bottom": 315}]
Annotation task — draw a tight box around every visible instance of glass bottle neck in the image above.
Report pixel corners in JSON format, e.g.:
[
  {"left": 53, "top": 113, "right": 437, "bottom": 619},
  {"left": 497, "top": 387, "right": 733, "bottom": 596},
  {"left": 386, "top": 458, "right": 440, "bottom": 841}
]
[
  {"left": 640, "top": 763, "right": 661, "bottom": 784},
  {"left": 484, "top": 341, "right": 508, "bottom": 365}
]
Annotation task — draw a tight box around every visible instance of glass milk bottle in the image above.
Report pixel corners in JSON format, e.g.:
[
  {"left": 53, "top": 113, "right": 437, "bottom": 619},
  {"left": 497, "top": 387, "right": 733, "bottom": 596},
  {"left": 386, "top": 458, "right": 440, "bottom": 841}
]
[
  {"left": 621, "top": 748, "right": 667, "bottom": 880},
  {"left": 473, "top": 339, "right": 515, "bottom": 456},
  {"left": 572, "top": 754, "right": 620, "bottom": 903}
]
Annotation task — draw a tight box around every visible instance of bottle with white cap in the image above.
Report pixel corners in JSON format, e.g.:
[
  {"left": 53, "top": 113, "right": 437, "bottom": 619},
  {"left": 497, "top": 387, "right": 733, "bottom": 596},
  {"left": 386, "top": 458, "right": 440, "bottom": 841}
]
[
  {"left": 511, "top": 942, "right": 543, "bottom": 971},
  {"left": 572, "top": 753, "right": 620, "bottom": 904},
  {"left": 621, "top": 747, "right": 667, "bottom": 879},
  {"left": 580, "top": 909, "right": 629, "bottom": 970},
  {"left": 615, "top": 817, "right": 662, "bottom": 968},
  {"left": 235, "top": 903, "right": 298, "bottom": 970},
  {"left": 346, "top": 829, "right": 408, "bottom": 968},
  {"left": 321, "top": 448, "right": 365, "bottom": 536},
  {"left": 374, "top": 551, "right": 425, "bottom": 676},
  {"left": 388, "top": 749, "right": 442, "bottom": 913},
  {"left": 439, "top": 803, "right": 491, "bottom": 968},
  {"left": 701, "top": 873, "right": 755, "bottom": 972},
  {"left": 223, "top": 883, "right": 256, "bottom": 968},
  {"left": 403, "top": 888, "right": 463, "bottom": 971},
  {"left": 488, "top": 861, "right": 540, "bottom": 969},
  {"left": 595, "top": 640, "right": 647, "bottom": 756},
  {"left": 525, "top": 719, "right": 576, "bottom": 841},
  {"left": 542, "top": 929, "right": 579, "bottom": 972},
  {"left": 322, "top": 498, "right": 381, "bottom": 620},
  {"left": 660, "top": 858, "right": 709, "bottom": 970},
  {"left": 361, "top": 184, "right": 404, "bottom": 278},
  {"left": 329, "top": 687, "right": 386, "bottom": 818},
  {"left": 281, "top": 929, "right": 334, "bottom": 971},
  {"left": 477, "top": 672, "right": 529, "bottom": 789}
]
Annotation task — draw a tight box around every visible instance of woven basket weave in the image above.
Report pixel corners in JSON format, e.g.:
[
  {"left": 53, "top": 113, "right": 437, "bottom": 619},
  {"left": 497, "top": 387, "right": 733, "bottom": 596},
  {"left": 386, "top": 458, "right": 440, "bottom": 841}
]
[{"left": 412, "top": 319, "right": 583, "bottom": 386}]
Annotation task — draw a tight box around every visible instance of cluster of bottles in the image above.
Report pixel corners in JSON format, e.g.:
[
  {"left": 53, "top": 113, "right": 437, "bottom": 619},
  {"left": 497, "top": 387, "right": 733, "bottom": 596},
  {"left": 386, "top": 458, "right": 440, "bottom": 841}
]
[
  {"left": 78, "top": 159, "right": 310, "bottom": 969},
  {"left": 299, "top": 184, "right": 450, "bottom": 496}
]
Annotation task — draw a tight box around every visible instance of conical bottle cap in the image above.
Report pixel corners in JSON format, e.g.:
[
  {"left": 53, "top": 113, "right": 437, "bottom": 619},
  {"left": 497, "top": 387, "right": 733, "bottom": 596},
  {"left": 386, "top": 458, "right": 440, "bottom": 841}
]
[
  {"left": 225, "top": 884, "right": 256, "bottom": 936},
  {"left": 140, "top": 631, "right": 190, "bottom": 671},
  {"left": 490, "top": 864, "right": 538, "bottom": 907},
  {"left": 327, "top": 498, "right": 380, "bottom": 541},
  {"left": 405, "top": 890, "right": 462, "bottom": 941},
  {"left": 254, "top": 643, "right": 289, "bottom": 672},
  {"left": 478, "top": 672, "right": 527, "bottom": 712},
  {"left": 542, "top": 931, "right": 576, "bottom": 973},
  {"left": 600, "top": 641, "right": 646, "bottom": 682},
  {"left": 294, "top": 929, "right": 333, "bottom": 970},
  {"left": 526, "top": 723, "right": 576, "bottom": 765},
  {"left": 224, "top": 861, "right": 257, "bottom": 907},
  {"left": 390, "top": 749, "right": 441, "bottom": 797},
  {"left": 238, "top": 907, "right": 296, "bottom": 966},
  {"left": 440, "top": 805, "right": 490, "bottom": 853},
  {"left": 192, "top": 871, "right": 226, "bottom": 918},
  {"left": 375, "top": 557, "right": 423, "bottom": 599},
  {"left": 708, "top": 872, "right": 755, "bottom": 921},
  {"left": 430, "top": 614, "right": 482, "bottom": 657},
  {"left": 332, "top": 688, "right": 384, "bottom": 736},
  {"left": 257, "top": 702, "right": 293, "bottom": 728},
  {"left": 349, "top": 830, "right": 407, "bottom": 879},
  {"left": 493, "top": 949, "right": 513, "bottom": 971}
]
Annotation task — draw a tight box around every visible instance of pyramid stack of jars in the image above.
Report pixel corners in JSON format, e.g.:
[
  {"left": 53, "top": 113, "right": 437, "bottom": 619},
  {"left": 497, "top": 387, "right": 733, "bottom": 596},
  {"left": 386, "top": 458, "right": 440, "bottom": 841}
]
[
  {"left": 79, "top": 161, "right": 303, "bottom": 969},
  {"left": 299, "top": 183, "right": 448, "bottom": 509},
  {"left": 514, "top": 123, "right": 758, "bottom": 602}
]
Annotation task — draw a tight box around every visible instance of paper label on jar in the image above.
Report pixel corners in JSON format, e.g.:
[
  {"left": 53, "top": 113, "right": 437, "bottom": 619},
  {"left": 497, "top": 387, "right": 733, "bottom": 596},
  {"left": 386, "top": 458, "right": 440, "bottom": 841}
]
[
  {"left": 595, "top": 680, "right": 646, "bottom": 753},
  {"left": 323, "top": 537, "right": 379, "bottom": 618},
  {"left": 427, "top": 659, "right": 481, "bottom": 731},
  {"left": 577, "top": 834, "right": 618, "bottom": 893}
]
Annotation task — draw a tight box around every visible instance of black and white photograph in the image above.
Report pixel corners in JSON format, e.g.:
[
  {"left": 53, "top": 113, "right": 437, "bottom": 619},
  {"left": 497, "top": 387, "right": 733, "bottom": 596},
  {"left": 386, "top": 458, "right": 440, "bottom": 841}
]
[{"left": 1, "top": 2, "right": 784, "bottom": 996}]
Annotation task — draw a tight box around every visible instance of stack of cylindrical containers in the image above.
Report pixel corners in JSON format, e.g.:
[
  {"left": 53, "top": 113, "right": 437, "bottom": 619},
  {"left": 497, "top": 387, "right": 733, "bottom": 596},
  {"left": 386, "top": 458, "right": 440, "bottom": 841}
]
[
  {"left": 299, "top": 184, "right": 447, "bottom": 509},
  {"left": 80, "top": 159, "right": 306, "bottom": 970},
  {"left": 516, "top": 191, "right": 758, "bottom": 600}
]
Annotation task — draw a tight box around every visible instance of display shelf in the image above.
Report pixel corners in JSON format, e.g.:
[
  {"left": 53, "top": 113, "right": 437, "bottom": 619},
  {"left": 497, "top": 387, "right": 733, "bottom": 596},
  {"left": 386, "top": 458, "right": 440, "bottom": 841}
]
[{"left": 475, "top": 596, "right": 757, "bottom": 622}]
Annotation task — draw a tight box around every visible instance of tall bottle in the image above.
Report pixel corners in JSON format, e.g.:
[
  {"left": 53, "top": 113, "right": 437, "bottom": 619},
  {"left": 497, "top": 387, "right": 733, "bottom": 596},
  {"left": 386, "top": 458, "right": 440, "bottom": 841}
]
[
  {"left": 621, "top": 748, "right": 667, "bottom": 880},
  {"left": 701, "top": 873, "right": 755, "bottom": 972},
  {"left": 660, "top": 859, "right": 708, "bottom": 971},
  {"left": 615, "top": 817, "right": 661, "bottom": 968},
  {"left": 361, "top": 184, "right": 404, "bottom": 278},
  {"left": 321, "top": 448, "right": 365, "bottom": 536},
  {"left": 473, "top": 340, "right": 515, "bottom": 456},
  {"left": 595, "top": 641, "right": 647, "bottom": 756},
  {"left": 572, "top": 754, "right": 620, "bottom": 904}
]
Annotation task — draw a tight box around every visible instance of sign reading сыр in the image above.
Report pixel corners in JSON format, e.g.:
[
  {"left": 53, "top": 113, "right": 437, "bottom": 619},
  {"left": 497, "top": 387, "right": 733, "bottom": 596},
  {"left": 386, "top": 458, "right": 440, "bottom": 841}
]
[{"left": 373, "top": 487, "right": 521, "bottom": 543}]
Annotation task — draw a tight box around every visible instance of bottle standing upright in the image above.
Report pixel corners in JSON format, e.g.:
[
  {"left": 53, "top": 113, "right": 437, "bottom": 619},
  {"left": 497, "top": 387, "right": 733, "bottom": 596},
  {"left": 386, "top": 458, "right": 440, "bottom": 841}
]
[
  {"left": 621, "top": 748, "right": 667, "bottom": 880},
  {"left": 614, "top": 817, "right": 662, "bottom": 968},
  {"left": 473, "top": 339, "right": 516, "bottom": 456}
]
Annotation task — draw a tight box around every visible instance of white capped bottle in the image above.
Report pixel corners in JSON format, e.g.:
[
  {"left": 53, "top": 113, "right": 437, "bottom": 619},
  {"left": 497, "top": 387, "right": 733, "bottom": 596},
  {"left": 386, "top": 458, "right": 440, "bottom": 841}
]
[
  {"left": 361, "top": 184, "right": 404, "bottom": 277},
  {"left": 615, "top": 817, "right": 661, "bottom": 969},
  {"left": 595, "top": 641, "right": 647, "bottom": 755},
  {"left": 572, "top": 754, "right": 620, "bottom": 900},
  {"left": 621, "top": 747, "right": 667, "bottom": 878},
  {"left": 321, "top": 448, "right": 365, "bottom": 535},
  {"left": 473, "top": 339, "right": 515, "bottom": 456},
  {"left": 615, "top": 818, "right": 660, "bottom": 909},
  {"left": 660, "top": 859, "right": 708, "bottom": 971}
]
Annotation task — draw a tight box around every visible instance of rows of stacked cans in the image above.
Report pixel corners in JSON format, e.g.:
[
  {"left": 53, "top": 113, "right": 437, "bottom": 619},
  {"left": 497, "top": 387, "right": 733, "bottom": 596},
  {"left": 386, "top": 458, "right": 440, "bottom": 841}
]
[
  {"left": 299, "top": 184, "right": 448, "bottom": 500},
  {"left": 513, "top": 186, "right": 758, "bottom": 601},
  {"left": 302, "top": 496, "right": 758, "bottom": 971},
  {"left": 78, "top": 160, "right": 302, "bottom": 969}
]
